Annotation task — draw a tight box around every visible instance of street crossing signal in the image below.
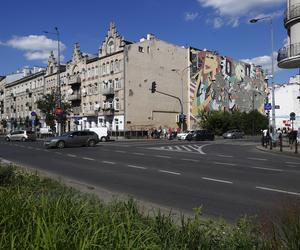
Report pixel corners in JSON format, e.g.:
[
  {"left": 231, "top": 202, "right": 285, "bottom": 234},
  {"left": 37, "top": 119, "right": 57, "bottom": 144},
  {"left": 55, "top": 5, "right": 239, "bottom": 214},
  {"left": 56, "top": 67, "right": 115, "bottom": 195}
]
[{"left": 151, "top": 81, "right": 157, "bottom": 93}]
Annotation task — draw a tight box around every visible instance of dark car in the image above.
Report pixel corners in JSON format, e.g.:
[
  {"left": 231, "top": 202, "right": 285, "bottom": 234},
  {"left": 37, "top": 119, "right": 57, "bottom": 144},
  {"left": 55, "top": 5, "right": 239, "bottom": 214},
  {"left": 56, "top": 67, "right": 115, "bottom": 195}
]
[
  {"left": 44, "top": 130, "right": 99, "bottom": 149},
  {"left": 222, "top": 129, "right": 244, "bottom": 139},
  {"left": 187, "top": 130, "right": 215, "bottom": 141}
]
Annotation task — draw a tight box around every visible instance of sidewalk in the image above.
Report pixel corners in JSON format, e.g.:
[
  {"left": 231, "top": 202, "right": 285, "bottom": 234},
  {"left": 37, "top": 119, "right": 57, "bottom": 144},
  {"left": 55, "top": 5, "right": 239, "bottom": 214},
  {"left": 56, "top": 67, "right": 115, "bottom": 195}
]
[{"left": 256, "top": 144, "right": 300, "bottom": 158}]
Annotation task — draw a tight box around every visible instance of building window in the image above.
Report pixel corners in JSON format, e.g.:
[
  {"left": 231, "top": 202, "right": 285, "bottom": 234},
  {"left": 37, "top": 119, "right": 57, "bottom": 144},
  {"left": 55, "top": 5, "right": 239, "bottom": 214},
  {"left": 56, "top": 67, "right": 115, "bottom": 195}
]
[
  {"left": 138, "top": 46, "right": 144, "bottom": 53},
  {"left": 107, "top": 40, "right": 115, "bottom": 54}
]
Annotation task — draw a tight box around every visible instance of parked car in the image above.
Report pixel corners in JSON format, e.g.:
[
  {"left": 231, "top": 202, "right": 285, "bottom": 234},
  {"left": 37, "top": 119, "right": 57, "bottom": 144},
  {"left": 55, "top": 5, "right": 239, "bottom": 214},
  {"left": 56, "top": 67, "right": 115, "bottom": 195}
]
[
  {"left": 187, "top": 130, "right": 215, "bottom": 141},
  {"left": 222, "top": 129, "right": 244, "bottom": 139},
  {"left": 44, "top": 131, "right": 99, "bottom": 149},
  {"left": 87, "top": 127, "right": 110, "bottom": 142},
  {"left": 5, "top": 130, "right": 36, "bottom": 142},
  {"left": 177, "top": 130, "right": 194, "bottom": 140}
]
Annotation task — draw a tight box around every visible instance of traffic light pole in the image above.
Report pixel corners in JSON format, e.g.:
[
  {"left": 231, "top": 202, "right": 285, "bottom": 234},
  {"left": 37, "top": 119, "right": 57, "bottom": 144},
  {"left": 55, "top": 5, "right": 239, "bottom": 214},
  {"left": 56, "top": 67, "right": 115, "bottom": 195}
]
[{"left": 153, "top": 90, "right": 184, "bottom": 130}]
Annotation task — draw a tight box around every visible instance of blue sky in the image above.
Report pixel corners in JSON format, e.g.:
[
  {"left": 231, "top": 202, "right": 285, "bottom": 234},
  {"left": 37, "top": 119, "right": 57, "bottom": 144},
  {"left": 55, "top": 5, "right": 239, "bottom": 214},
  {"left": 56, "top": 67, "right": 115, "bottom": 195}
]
[{"left": 0, "top": 0, "right": 297, "bottom": 83}]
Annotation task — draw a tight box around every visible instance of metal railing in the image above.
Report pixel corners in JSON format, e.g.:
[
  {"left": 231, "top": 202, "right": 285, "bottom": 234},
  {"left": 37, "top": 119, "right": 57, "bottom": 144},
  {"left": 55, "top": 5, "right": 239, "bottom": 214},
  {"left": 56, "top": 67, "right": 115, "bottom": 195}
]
[
  {"left": 102, "top": 86, "right": 114, "bottom": 95},
  {"left": 277, "top": 42, "right": 300, "bottom": 62},
  {"left": 285, "top": 4, "right": 300, "bottom": 24},
  {"left": 67, "top": 90, "right": 81, "bottom": 101}
]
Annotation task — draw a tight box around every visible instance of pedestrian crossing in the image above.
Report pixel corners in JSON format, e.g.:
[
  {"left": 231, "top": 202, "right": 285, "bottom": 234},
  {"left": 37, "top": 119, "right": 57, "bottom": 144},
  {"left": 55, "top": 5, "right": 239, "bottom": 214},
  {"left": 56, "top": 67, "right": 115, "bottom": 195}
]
[{"left": 148, "top": 144, "right": 208, "bottom": 154}]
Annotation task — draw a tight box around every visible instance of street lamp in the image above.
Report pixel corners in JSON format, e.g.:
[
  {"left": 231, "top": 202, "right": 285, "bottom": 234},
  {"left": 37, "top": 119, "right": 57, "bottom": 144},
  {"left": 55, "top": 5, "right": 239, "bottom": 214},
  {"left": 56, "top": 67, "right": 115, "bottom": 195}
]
[
  {"left": 250, "top": 16, "right": 276, "bottom": 139},
  {"left": 43, "top": 27, "right": 62, "bottom": 136}
]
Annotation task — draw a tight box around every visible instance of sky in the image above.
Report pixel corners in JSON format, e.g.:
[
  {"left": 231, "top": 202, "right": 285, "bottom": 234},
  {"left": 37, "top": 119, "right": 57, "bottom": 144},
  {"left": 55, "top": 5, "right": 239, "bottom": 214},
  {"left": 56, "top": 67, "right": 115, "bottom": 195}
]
[{"left": 0, "top": 0, "right": 298, "bottom": 83}]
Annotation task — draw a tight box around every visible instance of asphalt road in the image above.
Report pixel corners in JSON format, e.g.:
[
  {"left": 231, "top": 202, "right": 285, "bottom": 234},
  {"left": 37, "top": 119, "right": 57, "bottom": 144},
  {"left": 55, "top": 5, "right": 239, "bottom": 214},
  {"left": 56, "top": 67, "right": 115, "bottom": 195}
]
[{"left": 0, "top": 138, "right": 300, "bottom": 222}]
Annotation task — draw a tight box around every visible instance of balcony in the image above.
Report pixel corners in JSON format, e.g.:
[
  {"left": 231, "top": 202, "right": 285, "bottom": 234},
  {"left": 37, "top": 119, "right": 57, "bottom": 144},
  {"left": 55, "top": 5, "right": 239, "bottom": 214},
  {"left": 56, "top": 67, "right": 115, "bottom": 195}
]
[
  {"left": 67, "top": 90, "right": 81, "bottom": 101},
  {"left": 68, "top": 75, "right": 81, "bottom": 85},
  {"left": 102, "top": 107, "right": 115, "bottom": 116},
  {"left": 102, "top": 86, "right": 114, "bottom": 96},
  {"left": 277, "top": 42, "right": 300, "bottom": 68},
  {"left": 72, "top": 106, "right": 81, "bottom": 115},
  {"left": 284, "top": 4, "right": 300, "bottom": 27}
]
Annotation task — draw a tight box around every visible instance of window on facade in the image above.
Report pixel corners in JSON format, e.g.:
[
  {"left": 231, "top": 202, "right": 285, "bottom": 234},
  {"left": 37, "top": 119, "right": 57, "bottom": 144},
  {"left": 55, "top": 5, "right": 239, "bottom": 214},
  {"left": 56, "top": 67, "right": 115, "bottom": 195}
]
[
  {"left": 107, "top": 40, "right": 115, "bottom": 54},
  {"left": 115, "top": 98, "right": 120, "bottom": 110},
  {"left": 245, "top": 64, "right": 251, "bottom": 77},
  {"left": 138, "top": 46, "right": 144, "bottom": 53},
  {"left": 147, "top": 46, "right": 150, "bottom": 53}
]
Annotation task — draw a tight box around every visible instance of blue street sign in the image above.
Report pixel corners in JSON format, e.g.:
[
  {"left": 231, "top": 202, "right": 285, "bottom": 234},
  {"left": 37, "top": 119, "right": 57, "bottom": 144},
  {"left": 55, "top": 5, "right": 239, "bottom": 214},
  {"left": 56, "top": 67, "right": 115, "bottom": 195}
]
[{"left": 264, "top": 103, "right": 272, "bottom": 111}]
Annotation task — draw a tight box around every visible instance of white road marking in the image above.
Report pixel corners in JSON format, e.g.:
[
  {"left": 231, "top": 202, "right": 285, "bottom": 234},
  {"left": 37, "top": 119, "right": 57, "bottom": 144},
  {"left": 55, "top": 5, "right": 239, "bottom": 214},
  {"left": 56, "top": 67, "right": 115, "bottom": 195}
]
[
  {"left": 214, "top": 162, "right": 237, "bottom": 166},
  {"left": 133, "top": 152, "right": 145, "bottom": 156},
  {"left": 174, "top": 146, "right": 183, "bottom": 151},
  {"left": 67, "top": 154, "right": 77, "bottom": 158},
  {"left": 127, "top": 165, "right": 147, "bottom": 170},
  {"left": 217, "top": 154, "right": 233, "bottom": 158},
  {"left": 256, "top": 186, "right": 300, "bottom": 196},
  {"left": 251, "top": 166, "right": 283, "bottom": 172},
  {"left": 181, "top": 146, "right": 192, "bottom": 152},
  {"left": 285, "top": 161, "right": 300, "bottom": 165},
  {"left": 181, "top": 158, "right": 199, "bottom": 162},
  {"left": 155, "top": 155, "right": 171, "bottom": 159},
  {"left": 247, "top": 157, "right": 267, "bottom": 161},
  {"left": 194, "top": 144, "right": 210, "bottom": 154},
  {"left": 43, "top": 149, "right": 50, "bottom": 152},
  {"left": 202, "top": 177, "right": 233, "bottom": 184},
  {"left": 102, "top": 160, "right": 115, "bottom": 164},
  {"left": 285, "top": 165, "right": 299, "bottom": 168},
  {"left": 115, "top": 150, "right": 126, "bottom": 153},
  {"left": 35, "top": 148, "right": 42, "bottom": 151},
  {"left": 82, "top": 157, "right": 95, "bottom": 161},
  {"left": 55, "top": 152, "right": 62, "bottom": 155},
  {"left": 158, "top": 170, "right": 181, "bottom": 175},
  {"left": 27, "top": 146, "right": 33, "bottom": 149}
]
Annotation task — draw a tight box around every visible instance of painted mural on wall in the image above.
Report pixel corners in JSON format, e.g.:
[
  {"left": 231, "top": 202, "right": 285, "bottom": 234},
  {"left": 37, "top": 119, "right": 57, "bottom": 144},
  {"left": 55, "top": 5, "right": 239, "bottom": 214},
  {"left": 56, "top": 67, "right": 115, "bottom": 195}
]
[{"left": 189, "top": 49, "right": 267, "bottom": 122}]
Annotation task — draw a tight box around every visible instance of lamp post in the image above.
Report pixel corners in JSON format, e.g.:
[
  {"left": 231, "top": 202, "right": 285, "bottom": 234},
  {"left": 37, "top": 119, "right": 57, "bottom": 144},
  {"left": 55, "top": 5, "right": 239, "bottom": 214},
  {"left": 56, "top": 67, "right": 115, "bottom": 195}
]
[
  {"left": 43, "top": 27, "right": 62, "bottom": 136},
  {"left": 250, "top": 16, "right": 276, "bottom": 141}
]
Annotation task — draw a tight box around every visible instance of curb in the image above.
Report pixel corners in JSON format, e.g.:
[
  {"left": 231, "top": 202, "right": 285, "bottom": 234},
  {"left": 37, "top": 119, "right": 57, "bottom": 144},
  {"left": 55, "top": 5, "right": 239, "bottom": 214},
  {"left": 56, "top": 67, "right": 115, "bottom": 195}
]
[{"left": 256, "top": 145, "right": 300, "bottom": 158}]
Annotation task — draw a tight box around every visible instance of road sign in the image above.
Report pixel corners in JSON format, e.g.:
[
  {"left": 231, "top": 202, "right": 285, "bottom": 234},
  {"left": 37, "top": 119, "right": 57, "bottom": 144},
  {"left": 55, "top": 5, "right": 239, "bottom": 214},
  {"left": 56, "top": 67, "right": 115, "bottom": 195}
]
[
  {"left": 264, "top": 103, "right": 272, "bottom": 111},
  {"left": 31, "top": 111, "right": 37, "bottom": 116},
  {"left": 55, "top": 107, "right": 63, "bottom": 115},
  {"left": 275, "top": 105, "right": 280, "bottom": 109}
]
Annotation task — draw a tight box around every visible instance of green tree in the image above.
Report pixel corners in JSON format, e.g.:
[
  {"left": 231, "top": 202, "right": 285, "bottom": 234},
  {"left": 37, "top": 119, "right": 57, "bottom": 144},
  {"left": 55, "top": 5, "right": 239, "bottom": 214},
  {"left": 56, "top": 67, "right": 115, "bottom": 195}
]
[
  {"left": 36, "top": 91, "right": 71, "bottom": 133},
  {"left": 198, "top": 110, "right": 268, "bottom": 135}
]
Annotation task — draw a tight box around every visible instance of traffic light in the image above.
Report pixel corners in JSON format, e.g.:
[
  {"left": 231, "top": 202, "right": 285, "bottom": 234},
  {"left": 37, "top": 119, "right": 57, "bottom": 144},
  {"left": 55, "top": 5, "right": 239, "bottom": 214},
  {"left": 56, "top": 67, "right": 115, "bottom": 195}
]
[{"left": 151, "top": 81, "right": 157, "bottom": 93}]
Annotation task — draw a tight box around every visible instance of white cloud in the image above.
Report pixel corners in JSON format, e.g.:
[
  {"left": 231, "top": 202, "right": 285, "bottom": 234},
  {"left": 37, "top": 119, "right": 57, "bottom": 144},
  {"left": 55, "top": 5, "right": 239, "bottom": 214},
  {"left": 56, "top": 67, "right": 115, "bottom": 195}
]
[
  {"left": 1, "top": 35, "right": 66, "bottom": 63},
  {"left": 241, "top": 52, "right": 280, "bottom": 75},
  {"left": 213, "top": 17, "right": 224, "bottom": 28},
  {"left": 185, "top": 12, "right": 199, "bottom": 21},
  {"left": 198, "top": 0, "right": 285, "bottom": 27}
]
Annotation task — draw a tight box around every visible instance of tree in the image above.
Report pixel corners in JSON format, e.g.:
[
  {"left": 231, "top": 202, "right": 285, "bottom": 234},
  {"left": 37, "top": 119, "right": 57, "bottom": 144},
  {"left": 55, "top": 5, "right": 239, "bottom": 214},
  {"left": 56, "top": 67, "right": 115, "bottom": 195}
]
[
  {"left": 36, "top": 91, "right": 71, "bottom": 133},
  {"left": 198, "top": 110, "right": 268, "bottom": 135}
]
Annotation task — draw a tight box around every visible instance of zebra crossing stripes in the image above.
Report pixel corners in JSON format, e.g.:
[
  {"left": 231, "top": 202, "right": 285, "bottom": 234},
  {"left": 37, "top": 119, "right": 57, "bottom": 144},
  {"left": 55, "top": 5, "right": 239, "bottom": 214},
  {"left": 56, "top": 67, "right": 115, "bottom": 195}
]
[{"left": 148, "top": 144, "right": 209, "bottom": 154}]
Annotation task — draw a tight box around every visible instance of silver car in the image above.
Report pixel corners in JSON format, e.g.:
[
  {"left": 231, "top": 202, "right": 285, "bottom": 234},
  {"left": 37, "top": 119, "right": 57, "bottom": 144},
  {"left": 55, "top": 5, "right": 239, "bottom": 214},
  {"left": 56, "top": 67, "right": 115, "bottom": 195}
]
[
  {"left": 222, "top": 129, "right": 244, "bottom": 139},
  {"left": 5, "top": 130, "right": 36, "bottom": 142},
  {"left": 44, "top": 130, "right": 99, "bottom": 148}
]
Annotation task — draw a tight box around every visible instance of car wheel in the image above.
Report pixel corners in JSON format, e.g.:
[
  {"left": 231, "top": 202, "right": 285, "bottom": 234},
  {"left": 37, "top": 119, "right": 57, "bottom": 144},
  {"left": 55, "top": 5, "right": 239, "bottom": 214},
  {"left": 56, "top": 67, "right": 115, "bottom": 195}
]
[
  {"left": 5, "top": 137, "right": 10, "bottom": 142},
  {"left": 57, "top": 141, "right": 65, "bottom": 149},
  {"left": 21, "top": 137, "right": 26, "bottom": 142},
  {"left": 88, "top": 140, "right": 96, "bottom": 147},
  {"left": 100, "top": 136, "right": 107, "bottom": 142}
]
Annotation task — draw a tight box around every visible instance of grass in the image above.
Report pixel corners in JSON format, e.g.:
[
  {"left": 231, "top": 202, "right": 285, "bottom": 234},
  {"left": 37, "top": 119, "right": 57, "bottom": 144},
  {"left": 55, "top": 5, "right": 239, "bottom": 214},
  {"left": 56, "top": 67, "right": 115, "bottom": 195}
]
[{"left": 0, "top": 164, "right": 299, "bottom": 249}]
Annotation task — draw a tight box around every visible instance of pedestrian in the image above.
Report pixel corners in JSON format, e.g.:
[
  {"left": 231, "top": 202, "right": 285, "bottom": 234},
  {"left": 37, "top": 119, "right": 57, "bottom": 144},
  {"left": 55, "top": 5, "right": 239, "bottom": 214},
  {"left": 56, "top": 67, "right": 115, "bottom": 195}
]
[
  {"left": 297, "top": 127, "right": 300, "bottom": 144},
  {"left": 262, "top": 128, "right": 268, "bottom": 147}
]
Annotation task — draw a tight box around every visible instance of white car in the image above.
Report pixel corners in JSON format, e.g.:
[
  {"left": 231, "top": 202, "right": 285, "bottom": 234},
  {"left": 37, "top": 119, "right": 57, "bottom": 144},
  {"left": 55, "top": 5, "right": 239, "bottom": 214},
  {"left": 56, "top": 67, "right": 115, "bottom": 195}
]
[
  {"left": 5, "top": 130, "right": 36, "bottom": 142},
  {"left": 177, "top": 130, "right": 194, "bottom": 140}
]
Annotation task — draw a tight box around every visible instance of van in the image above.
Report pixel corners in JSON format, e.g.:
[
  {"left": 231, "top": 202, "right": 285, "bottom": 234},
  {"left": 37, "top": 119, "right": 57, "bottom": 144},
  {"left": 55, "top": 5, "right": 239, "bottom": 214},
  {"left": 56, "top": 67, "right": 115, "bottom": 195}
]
[{"left": 86, "top": 127, "right": 110, "bottom": 142}]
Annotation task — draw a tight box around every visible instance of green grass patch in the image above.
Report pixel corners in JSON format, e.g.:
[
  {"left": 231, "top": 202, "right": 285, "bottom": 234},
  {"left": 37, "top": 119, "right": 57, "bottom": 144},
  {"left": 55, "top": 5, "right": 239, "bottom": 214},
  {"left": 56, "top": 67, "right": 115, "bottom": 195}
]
[{"left": 0, "top": 164, "right": 299, "bottom": 249}]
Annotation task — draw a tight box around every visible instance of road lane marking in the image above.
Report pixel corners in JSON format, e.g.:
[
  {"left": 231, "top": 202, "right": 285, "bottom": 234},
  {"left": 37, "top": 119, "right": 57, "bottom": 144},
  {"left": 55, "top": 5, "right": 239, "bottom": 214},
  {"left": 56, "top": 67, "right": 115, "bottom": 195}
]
[
  {"left": 202, "top": 177, "right": 233, "bottom": 184},
  {"left": 102, "top": 161, "right": 115, "bottom": 164},
  {"left": 285, "top": 161, "right": 300, "bottom": 165},
  {"left": 214, "top": 162, "right": 237, "bottom": 166},
  {"left": 82, "top": 157, "right": 95, "bottom": 161},
  {"left": 256, "top": 186, "right": 300, "bottom": 196},
  {"left": 174, "top": 146, "right": 183, "bottom": 151},
  {"left": 158, "top": 170, "right": 181, "bottom": 175},
  {"left": 133, "top": 152, "right": 145, "bottom": 156},
  {"left": 55, "top": 152, "right": 62, "bottom": 155},
  {"left": 67, "top": 154, "right": 77, "bottom": 158},
  {"left": 247, "top": 157, "right": 267, "bottom": 161},
  {"left": 115, "top": 150, "right": 126, "bottom": 153},
  {"left": 181, "top": 146, "right": 192, "bottom": 152},
  {"left": 194, "top": 144, "right": 210, "bottom": 155},
  {"left": 217, "top": 154, "right": 233, "bottom": 158},
  {"left": 43, "top": 149, "right": 50, "bottom": 152},
  {"left": 181, "top": 158, "right": 199, "bottom": 162},
  {"left": 127, "top": 165, "right": 147, "bottom": 170},
  {"left": 285, "top": 165, "right": 299, "bottom": 168},
  {"left": 155, "top": 155, "right": 171, "bottom": 159},
  {"left": 251, "top": 166, "right": 283, "bottom": 172},
  {"left": 27, "top": 146, "right": 33, "bottom": 149}
]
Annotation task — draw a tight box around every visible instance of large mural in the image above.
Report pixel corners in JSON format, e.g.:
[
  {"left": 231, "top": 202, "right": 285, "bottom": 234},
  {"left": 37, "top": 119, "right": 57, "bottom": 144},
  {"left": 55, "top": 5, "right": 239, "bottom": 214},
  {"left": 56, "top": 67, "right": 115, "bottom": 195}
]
[{"left": 189, "top": 49, "right": 267, "bottom": 122}]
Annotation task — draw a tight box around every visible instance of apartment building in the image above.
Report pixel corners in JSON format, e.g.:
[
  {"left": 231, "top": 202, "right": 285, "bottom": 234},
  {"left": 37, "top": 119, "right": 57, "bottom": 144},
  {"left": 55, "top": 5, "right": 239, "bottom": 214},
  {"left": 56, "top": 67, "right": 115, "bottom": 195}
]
[
  {"left": 1, "top": 22, "right": 266, "bottom": 134},
  {"left": 278, "top": 0, "right": 300, "bottom": 68}
]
